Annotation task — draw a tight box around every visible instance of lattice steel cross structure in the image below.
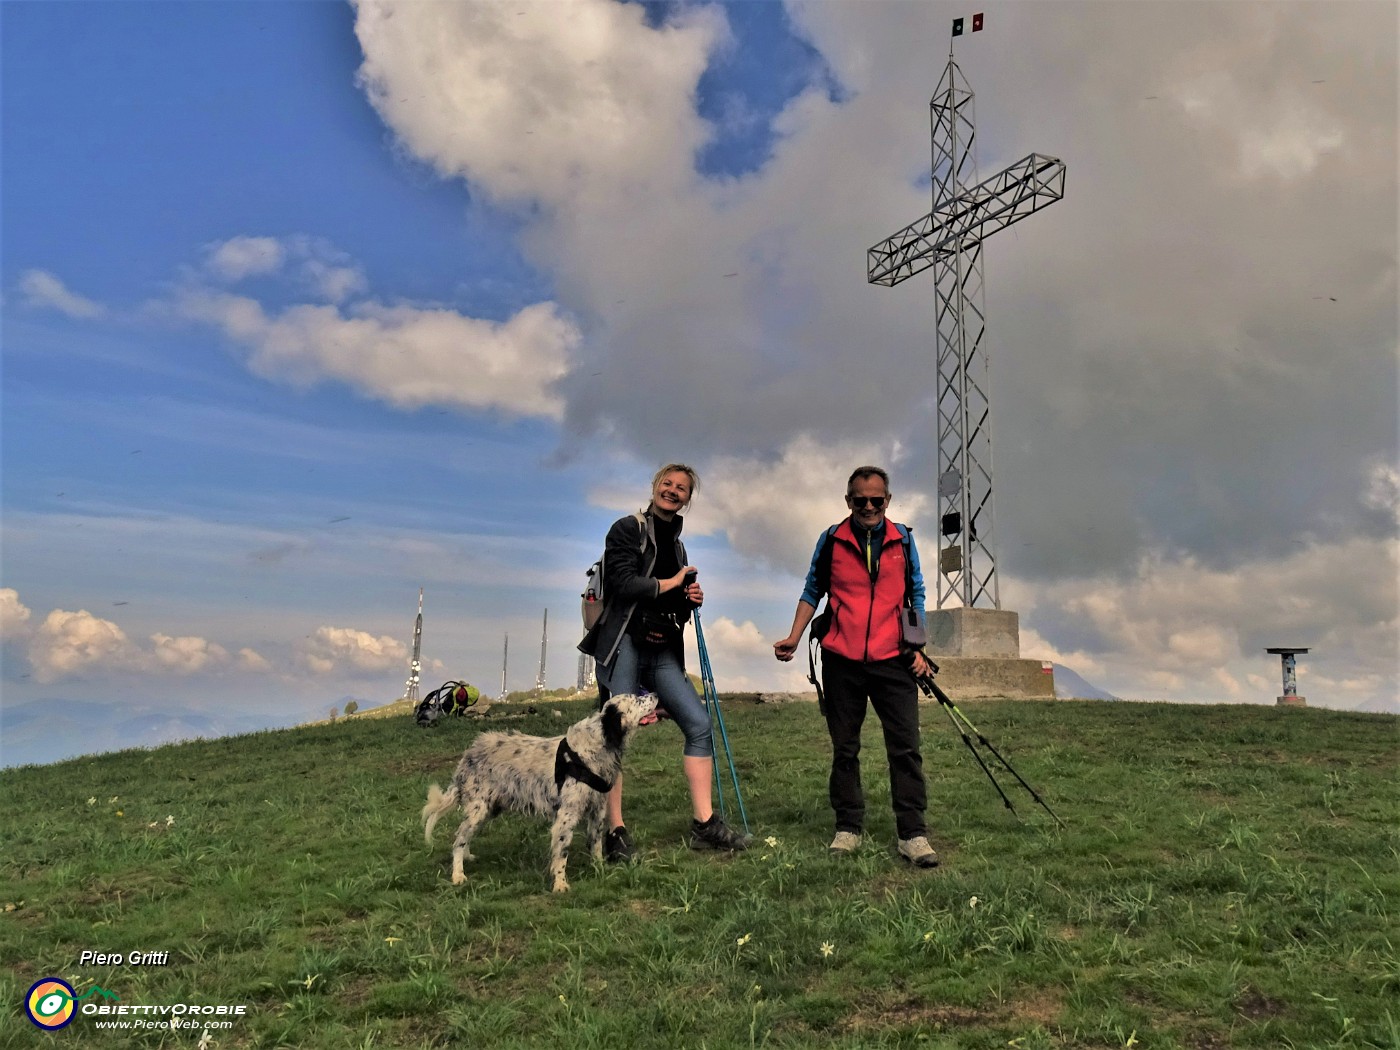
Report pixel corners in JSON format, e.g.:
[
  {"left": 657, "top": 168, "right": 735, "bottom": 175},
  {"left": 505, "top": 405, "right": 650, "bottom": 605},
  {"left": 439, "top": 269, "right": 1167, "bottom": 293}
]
[{"left": 868, "top": 49, "right": 1065, "bottom": 610}]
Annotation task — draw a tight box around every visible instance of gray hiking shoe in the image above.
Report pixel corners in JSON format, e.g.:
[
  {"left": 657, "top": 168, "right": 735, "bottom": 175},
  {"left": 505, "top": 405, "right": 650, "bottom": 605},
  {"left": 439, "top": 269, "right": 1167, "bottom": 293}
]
[
  {"left": 689, "top": 815, "right": 751, "bottom": 851},
  {"left": 828, "top": 830, "right": 863, "bottom": 855},
  {"left": 897, "top": 836, "right": 940, "bottom": 869}
]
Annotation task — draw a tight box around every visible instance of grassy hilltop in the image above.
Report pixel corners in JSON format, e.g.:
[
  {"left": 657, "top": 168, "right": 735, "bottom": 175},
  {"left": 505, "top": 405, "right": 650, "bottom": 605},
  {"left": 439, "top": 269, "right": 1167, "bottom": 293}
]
[{"left": 1, "top": 697, "right": 1396, "bottom": 1049}]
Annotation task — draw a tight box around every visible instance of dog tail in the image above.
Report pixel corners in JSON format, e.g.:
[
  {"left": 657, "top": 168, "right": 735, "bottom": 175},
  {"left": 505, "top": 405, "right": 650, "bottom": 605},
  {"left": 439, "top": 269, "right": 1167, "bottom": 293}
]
[{"left": 422, "top": 782, "right": 458, "bottom": 843}]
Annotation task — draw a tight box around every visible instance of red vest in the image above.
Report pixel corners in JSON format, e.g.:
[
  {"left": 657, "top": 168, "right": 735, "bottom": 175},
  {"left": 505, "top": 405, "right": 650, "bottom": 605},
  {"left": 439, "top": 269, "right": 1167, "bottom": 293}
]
[{"left": 821, "top": 518, "right": 909, "bottom": 663}]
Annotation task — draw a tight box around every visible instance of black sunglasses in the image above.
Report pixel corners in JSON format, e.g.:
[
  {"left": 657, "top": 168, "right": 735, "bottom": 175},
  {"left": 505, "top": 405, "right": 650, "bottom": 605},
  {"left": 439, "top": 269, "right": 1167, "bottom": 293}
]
[{"left": 849, "top": 496, "right": 887, "bottom": 510}]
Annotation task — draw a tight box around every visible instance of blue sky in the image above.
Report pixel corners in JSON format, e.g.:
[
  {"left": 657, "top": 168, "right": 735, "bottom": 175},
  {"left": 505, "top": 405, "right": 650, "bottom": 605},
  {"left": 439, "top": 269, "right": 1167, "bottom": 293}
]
[{"left": 3, "top": 1, "right": 1396, "bottom": 766}]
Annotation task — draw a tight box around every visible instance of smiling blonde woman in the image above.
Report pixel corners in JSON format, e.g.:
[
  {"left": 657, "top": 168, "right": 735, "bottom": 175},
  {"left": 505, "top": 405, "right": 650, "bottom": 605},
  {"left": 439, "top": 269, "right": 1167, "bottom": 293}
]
[{"left": 579, "top": 463, "right": 751, "bottom": 860}]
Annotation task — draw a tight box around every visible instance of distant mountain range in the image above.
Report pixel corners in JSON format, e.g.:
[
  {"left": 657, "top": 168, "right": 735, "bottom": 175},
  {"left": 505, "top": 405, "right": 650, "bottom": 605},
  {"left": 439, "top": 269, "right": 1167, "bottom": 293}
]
[
  {"left": 1052, "top": 664, "right": 1121, "bottom": 701},
  {"left": 4, "top": 675, "right": 1391, "bottom": 768},
  {"left": 1355, "top": 695, "right": 1400, "bottom": 715},
  {"left": 0, "top": 698, "right": 308, "bottom": 770}
]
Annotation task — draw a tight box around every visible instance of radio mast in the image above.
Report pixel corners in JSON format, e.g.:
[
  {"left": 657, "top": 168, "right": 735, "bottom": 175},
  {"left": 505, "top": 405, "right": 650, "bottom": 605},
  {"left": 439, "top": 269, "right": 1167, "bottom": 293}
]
[
  {"left": 500, "top": 633, "right": 509, "bottom": 699},
  {"left": 402, "top": 587, "right": 424, "bottom": 704},
  {"left": 535, "top": 608, "right": 548, "bottom": 693}
]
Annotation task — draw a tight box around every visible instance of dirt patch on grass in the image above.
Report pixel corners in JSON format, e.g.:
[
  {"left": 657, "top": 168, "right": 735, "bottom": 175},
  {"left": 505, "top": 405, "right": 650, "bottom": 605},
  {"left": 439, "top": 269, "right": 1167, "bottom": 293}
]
[
  {"left": 384, "top": 753, "right": 463, "bottom": 776},
  {"left": 842, "top": 999, "right": 991, "bottom": 1032},
  {"left": 625, "top": 898, "right": 661, "bottom": 920},
  {"left": 1009, "top": 989, "right": 1063, "bottom": 1027},
  {"left": 843, "top": 986, "right": 1062, "bottom": 1035},
  {"left": 1235, "top": 986, "right": 1287, "bottom": 1020},
  {"left": 1185, "top": 1032, "right": 1231, "bottom": 1050}
]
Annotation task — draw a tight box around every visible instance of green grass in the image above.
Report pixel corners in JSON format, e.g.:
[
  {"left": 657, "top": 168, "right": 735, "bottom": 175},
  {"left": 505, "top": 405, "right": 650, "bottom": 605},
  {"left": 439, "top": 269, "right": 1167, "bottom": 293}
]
[{"left": 1, "top": 698, "right": 1396, "bottom": 1048}]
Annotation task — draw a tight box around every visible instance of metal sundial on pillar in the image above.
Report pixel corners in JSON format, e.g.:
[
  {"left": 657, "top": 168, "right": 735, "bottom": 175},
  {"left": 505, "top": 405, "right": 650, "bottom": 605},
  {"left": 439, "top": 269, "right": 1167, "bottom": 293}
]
[{"left": 868, "top": 17, "right": 1065, "bottom": 611}]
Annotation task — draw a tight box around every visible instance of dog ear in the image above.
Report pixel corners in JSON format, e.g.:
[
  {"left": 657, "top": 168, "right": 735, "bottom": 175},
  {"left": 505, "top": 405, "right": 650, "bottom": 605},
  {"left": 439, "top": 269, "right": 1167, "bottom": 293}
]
[{"left": 601, "top": 701, "right": 626, "bottom": 750}]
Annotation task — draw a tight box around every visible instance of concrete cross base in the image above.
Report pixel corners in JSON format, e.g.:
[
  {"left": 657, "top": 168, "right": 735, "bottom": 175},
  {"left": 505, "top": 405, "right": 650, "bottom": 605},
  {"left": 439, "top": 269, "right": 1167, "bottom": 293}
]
[
  {"left": 1276, "top": 695, "right": 1307, "bottom": 707},
  {"left": 922, "top": 656, "right": 1057, "bottom": 700},
  {"left": 926, "top": 607, "right": 1024, "bottom": 659}
]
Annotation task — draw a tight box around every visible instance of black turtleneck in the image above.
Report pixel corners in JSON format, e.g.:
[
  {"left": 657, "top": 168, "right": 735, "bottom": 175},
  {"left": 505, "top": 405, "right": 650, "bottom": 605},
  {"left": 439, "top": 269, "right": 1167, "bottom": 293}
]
[{"left": 650, "top": 513, "right": 690, "bottom": 614}]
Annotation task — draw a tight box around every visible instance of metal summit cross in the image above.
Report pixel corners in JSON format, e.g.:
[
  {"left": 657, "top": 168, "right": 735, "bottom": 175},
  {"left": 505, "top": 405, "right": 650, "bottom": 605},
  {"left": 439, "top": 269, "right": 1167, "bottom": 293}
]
[{"left": 868, "top": 18, "right": 1065, "bottom": 611}]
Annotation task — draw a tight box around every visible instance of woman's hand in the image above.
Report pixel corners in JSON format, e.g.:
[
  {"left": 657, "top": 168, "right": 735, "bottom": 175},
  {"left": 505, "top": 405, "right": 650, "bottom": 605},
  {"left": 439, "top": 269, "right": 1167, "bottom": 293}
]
[{"left": 663, "top": 566, "right": 702, "bottom": 606}]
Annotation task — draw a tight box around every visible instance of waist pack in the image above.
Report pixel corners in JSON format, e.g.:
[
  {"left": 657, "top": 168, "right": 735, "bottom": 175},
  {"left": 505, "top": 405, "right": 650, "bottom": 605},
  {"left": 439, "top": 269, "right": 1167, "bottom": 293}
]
[{"left": 635, "top": 609, "right": 683, "bottom": 647}]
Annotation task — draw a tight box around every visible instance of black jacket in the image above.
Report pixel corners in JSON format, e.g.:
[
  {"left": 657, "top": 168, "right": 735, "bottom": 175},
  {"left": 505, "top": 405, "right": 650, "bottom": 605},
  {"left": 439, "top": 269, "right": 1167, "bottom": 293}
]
[{"left": 578, "top": 509, "right": 693, "bottom": 670}]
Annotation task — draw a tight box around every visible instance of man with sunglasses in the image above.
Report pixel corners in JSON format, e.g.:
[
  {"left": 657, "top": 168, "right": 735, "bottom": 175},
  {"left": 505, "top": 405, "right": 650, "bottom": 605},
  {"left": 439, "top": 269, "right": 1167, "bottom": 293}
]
[{"left": 772, "top": 466, "right": 939, "bottom": 868}]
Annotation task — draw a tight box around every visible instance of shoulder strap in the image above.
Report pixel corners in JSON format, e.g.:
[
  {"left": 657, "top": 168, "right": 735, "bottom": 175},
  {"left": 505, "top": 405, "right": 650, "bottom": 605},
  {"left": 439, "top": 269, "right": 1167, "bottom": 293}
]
[
  {"left": 814, "top": 524, "right": 841, "bottom": 597},
  {"left": 595, "top": 512, "right": 649, "bottom": 588},
  {"left": 895, "top": 523, "right": 914, "bottom": 607}
]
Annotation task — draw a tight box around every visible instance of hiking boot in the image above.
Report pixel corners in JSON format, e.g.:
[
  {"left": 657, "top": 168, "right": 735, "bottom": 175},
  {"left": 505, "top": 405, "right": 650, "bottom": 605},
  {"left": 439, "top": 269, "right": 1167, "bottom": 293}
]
[
  {"left": 828, "top": 830, "right": 863, "bottom": 855},
  {"left": 897, "top": 836, "right": 940, "bottom": 869},
  {"left": 689, "top": 815, "right": 751, "bottom": 851},
  {"left": 604, "top": 825, "right": 636, "bottom": 864}
]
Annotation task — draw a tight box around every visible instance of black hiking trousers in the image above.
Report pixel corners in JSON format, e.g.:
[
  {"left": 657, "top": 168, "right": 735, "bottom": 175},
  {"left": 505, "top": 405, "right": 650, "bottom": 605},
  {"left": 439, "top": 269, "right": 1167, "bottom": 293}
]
[{"left": 821, "top": 650, "right": 928, "bottom": 841}]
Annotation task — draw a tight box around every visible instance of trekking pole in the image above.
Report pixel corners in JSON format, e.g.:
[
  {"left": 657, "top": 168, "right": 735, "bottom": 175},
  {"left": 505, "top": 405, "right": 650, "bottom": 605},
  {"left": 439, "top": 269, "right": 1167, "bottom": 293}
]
[
  {"left": 916, "top": 666, "right": 1066, "bottom": 829},
  {"left": 692, "top": 609, "right": 751, "bottom": 834},
  {"left": 915, "top": 673, "right": 1018, "bottom": 818}
]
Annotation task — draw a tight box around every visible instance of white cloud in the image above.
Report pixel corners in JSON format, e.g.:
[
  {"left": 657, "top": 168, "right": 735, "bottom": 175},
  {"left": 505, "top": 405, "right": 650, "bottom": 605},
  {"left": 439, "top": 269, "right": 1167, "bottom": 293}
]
[
  {"left": 666, "top": 435, "right": 932, "bottom": 577},
  {"left": 18, "top": 270, "right": 105, "bottom": 319},
  {"left": 236, "top": 647, "right": 273, "bottom": 673},
  {"left": 1364, "top": 459, "right": 1400, "bottom": 525},
  {"left": 348, "top": 0, "right": 1396, "bottom": 588},
  {"left": 203, "top": 235, "right": 369, "bottom": 304},
  {"left": 204, "top": 236, "right": 286, "bottom": 281},
  {"left": 352, "top": 0, "right": 722, "bottom": 208},
  {"left": 5, "top": 588, "right": 277, "bottom": 683},
  {"left": 149, "top": 633, "right": 232, "bottom": 673},
  {"left": 0, "top": 588, "right": 33, "bottom": 639},
  {"left": 1024, "top": 534, "right": 1399, "bottom": 704},
  {"left": 300, "top": 625, "right": 407, "bottom": 675},
  {"left": 1017, "top": 624, "right": 1105, "bottom": 681},
  {"left": 300, "top": 258, "right": 367, "bottom": 304},
  {"left": 178, "top": 289, "right": 577, "bottom": 420},
  {"left": 29, "top": 608, "right": 137, "bottom": 683},
  {"left": 682, "top": 614, "right": 812, "bottom": 693}
]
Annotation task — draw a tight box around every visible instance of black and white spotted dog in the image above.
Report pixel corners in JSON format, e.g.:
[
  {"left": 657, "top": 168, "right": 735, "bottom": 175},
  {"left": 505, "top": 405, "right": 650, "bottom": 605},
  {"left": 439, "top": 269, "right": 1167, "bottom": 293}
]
[{"left": 422, "top": 693, "right": 657, "bottom": 892}]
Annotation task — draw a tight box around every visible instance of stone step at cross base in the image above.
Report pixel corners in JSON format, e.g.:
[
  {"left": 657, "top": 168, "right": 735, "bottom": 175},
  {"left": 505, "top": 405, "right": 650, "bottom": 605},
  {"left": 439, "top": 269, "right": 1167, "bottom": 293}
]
[{"left": 923, "top": 607, "right": 1056, "bottom": 700}]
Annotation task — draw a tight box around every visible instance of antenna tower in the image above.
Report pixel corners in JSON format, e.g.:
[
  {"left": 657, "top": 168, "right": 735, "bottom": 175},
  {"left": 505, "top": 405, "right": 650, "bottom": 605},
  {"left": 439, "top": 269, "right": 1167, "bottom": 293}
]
[
  {"left": 535, "top": 609, "right": 548, "bottom": 693},
  {"left": 402, "top": 588, "right": 424, "bottom": 704},
  {"left": 500, "top": 633, "right": 509, "bottom": 699},
  {"left": 868, "top": 32, "right": 1065, "bottom": 609}
]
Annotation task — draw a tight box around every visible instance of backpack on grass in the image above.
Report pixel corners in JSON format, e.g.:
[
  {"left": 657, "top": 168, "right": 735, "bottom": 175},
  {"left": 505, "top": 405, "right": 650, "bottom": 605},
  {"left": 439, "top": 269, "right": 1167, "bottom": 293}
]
[{"left": 414, "top": 680, "right": 479, "bottom": 727}]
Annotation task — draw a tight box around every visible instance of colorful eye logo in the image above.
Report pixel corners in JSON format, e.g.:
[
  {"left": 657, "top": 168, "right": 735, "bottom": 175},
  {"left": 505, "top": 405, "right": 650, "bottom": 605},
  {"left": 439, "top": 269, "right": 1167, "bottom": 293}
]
[{"left": 26, "top": 978, "right": 77, "bottom": 1030}]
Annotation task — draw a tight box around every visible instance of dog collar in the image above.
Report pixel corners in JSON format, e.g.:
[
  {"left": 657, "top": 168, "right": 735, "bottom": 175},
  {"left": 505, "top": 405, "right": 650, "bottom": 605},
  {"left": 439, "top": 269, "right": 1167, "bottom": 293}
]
[{"left": 554, "top": 739, "right": 614, "bottom": 794}]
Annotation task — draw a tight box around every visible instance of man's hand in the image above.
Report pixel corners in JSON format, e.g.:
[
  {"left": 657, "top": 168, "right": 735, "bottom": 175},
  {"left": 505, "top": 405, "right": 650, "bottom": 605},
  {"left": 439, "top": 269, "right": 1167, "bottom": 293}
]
[
  {"left": 773, "top": 636, "right": 800, "bottom": 662},
  {"left": 911, "top": 649, "right": 933, "bottom": 678}
]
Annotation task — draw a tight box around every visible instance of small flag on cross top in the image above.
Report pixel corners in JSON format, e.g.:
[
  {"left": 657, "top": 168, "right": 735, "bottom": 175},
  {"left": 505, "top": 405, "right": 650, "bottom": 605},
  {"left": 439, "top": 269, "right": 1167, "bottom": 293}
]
[{"left": 952, "top": 12, "right": 985, "bottom": 36}]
